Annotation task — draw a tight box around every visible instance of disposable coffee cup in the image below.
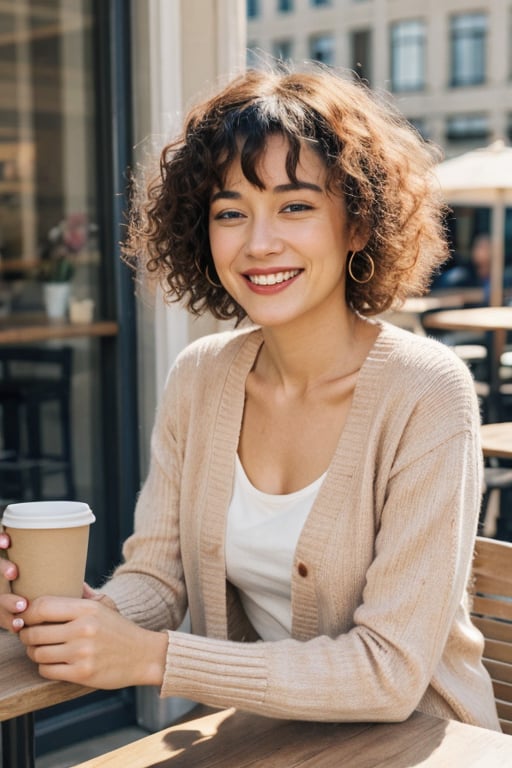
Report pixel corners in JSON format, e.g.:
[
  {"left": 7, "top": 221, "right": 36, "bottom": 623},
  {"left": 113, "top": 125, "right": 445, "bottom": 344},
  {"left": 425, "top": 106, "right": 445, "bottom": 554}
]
[{"left": 1, "top": 500, "right": 96, "bottom": 601}]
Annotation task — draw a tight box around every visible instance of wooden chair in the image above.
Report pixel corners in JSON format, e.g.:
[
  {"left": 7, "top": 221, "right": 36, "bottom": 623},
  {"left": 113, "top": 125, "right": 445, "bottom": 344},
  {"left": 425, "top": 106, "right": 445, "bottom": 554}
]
[{"left": 470, "top": 536, "right": 512, "bottom": 735}]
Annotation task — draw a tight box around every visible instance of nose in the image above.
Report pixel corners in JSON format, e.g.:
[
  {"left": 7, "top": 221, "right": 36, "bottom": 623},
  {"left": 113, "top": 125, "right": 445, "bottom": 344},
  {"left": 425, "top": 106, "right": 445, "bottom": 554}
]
[{"left": 245, "top": 214, "right": 283, "bottom": 259}]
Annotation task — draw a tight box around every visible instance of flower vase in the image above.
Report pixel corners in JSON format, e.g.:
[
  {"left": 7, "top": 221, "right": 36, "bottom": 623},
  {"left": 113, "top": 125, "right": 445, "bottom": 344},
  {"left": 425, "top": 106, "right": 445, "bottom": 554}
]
[{"left": 43, "top": 282, "right": 71, "bottom": 320}]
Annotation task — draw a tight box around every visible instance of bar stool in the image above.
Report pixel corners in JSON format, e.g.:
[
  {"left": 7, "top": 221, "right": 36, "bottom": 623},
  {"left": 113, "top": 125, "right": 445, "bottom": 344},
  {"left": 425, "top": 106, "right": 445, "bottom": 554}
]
[{"left": 0, "top": 346, "right": 74, "bottom": 503}]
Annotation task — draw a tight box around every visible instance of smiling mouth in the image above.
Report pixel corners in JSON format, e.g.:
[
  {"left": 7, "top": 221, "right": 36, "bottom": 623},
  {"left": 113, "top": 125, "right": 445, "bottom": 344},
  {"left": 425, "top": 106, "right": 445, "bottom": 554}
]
[{"left": 246, "top": 269, "right": 301, "bottom": 286}]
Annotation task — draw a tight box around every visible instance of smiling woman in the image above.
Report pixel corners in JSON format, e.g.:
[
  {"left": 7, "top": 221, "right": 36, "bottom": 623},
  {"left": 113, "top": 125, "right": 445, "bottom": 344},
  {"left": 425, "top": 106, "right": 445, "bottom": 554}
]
[{"left": 0, "top": 64, "right": 501, "bottom": 734}]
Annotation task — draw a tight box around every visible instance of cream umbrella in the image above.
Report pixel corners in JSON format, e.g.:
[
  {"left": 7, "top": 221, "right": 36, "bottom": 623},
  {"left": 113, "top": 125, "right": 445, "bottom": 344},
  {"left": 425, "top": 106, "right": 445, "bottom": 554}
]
[{"left": 434, "top": 140, "right": 512, "bottom": 306}]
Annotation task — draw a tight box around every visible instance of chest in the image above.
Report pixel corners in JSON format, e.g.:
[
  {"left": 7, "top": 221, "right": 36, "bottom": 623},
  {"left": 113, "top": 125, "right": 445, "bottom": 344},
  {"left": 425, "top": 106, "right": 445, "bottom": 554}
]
[{"left": 238, "top": 372, "right": 357, "bottom": 494}]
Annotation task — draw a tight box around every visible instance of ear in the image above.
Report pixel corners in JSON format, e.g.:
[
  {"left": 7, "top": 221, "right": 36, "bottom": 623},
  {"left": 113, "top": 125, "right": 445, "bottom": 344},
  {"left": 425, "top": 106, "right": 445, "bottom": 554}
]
[{"left": 348, "top": 224, "right": 369, "bottom": 254}]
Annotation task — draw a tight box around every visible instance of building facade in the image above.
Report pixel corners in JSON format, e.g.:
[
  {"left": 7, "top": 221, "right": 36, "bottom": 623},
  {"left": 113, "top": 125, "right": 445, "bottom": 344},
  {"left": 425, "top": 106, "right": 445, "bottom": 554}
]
[{"left": 247, "top": 0, "right": 512, "bottom": 157}]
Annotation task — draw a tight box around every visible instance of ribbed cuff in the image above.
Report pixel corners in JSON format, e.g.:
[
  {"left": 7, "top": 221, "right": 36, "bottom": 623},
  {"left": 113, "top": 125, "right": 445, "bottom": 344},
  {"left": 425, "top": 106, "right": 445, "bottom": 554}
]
[{"left": 161, "top": 631, "right": 268, "bottom": 709}]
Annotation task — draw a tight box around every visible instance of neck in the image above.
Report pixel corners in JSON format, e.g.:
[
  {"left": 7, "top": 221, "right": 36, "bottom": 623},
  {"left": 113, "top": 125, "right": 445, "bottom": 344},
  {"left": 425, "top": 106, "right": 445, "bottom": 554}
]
[{"left": 257, "top": 307, "right": 372, "bottom": 393}]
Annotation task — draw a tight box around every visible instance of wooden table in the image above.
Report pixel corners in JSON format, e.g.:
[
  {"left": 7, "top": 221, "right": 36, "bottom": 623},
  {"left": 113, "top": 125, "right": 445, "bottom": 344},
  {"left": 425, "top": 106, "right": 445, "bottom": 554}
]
[
  {"left": 423, "top": 307, "right": 512, "bottom": 420},
  {"left": 481, "top": 422, "right": 512, "bottom": 459},
  {"left": 74, "top": 705, "right": 512, "bottom": 767},
  {"left": 0, "top": 314, "right": 118, "bottom": 344},
  {"left": 0, "top": 630, "right": 93, "bottom": 768},
  {"left": 382, "top": 289, "right": 484, "bottom": 335}
]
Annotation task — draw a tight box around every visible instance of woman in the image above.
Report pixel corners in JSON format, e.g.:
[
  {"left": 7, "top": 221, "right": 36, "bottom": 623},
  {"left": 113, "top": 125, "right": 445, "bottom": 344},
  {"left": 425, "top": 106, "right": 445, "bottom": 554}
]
[{"left": 0, "top": 66, "right": 500, "bottom": 729}]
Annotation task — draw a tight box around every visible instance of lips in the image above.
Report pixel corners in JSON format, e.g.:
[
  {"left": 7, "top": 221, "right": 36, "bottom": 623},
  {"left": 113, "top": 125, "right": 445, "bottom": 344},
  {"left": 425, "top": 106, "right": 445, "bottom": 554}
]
[{"left": 245, "top": 269, "right": 301, "bottom": 286}]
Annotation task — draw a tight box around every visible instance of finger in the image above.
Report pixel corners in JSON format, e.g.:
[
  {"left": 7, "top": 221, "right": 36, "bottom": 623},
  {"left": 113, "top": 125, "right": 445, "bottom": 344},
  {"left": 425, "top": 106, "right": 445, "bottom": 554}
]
[
  {"left": 0, "top": 594, "right": 28, "bottom": 632},
  {"left": 19, "top": 622, "right": 70, "bottom": 648},
  {"left": 82, "top": 582, "right": 100, "bottom": 600},
  {"left": 0, "top": 556, "right": 17, "bottom": 581},
  {"left": 1, "top": 594, "right": 27, "bottom": 613},
  {"left": 21, "top": 595, "right": 91, "bottom": 626},
  {"left": 0, "top": 531, "right": 11, "bottom": 549}
]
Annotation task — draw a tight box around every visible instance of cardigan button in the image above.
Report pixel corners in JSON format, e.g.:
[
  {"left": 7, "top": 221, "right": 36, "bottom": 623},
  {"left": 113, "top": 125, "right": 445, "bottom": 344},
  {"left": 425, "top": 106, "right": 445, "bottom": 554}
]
[{"left": 297, "top": 562, "right": 308, "bottom": 577}]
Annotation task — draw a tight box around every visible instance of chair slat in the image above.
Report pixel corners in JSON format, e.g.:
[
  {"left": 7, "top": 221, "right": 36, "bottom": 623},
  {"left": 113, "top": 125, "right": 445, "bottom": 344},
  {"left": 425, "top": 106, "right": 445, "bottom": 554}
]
[
  {"left": 473, "top": 574, "right": 512, "bottom": 598},
  {"left": 483, "top": 657, "right": 512, "bottom": 685},
  {"left": 496, "top": 699, "right": 512, "bottom": 722},
  {"left": 472, "top": 595, "right": 512, "bottom": 622},
  {"left": 484, "top": 638, "right": 512, "bottom": 664},
  {"left": 492, "top": 680, "right": 512, "bottom": 703},
  {"left": 472, "top": 615, "right": 512, "bottom": 643},
  {"left": 500, "top": 719, "right": 512, "bottom": 736}
]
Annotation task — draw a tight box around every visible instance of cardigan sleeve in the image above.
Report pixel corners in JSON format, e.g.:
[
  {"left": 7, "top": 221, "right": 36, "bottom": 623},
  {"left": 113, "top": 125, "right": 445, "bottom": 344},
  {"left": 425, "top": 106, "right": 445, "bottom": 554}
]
[{"left": 99, "top": 361, "right": 188, "bottom": 632}]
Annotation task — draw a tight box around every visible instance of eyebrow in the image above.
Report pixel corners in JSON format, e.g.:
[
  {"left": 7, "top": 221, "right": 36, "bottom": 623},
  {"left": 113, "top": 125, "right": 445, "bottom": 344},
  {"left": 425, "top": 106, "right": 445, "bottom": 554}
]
[{"left": 210, "top": 181, "right": 323, "bottom": 203}]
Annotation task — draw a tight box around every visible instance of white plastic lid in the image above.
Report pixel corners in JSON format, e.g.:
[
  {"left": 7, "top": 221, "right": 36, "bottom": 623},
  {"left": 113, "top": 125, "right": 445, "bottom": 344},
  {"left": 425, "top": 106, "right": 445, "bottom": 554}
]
[{"left": 2, "top": 501, "right": 96, "bottom": 529}]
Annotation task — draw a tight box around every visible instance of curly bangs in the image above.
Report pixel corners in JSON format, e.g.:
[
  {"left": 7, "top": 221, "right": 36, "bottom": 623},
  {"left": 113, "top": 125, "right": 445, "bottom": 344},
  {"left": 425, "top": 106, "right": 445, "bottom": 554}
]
[{"left": 124, "top": 65, "right": 449, "bottom": 321}]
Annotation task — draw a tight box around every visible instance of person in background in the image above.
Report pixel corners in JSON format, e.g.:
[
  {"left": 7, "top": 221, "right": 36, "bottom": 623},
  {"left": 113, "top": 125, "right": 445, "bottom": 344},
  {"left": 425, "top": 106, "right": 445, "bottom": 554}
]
[{"left": 0, "top": 64, "right": 500, "bottom": 730}]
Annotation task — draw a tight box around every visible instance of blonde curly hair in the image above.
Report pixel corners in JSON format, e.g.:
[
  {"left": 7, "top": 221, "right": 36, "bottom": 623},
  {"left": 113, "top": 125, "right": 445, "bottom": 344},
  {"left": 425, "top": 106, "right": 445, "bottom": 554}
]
[{"left": 124, "top": 65, "right": 449, "bottom": 321}]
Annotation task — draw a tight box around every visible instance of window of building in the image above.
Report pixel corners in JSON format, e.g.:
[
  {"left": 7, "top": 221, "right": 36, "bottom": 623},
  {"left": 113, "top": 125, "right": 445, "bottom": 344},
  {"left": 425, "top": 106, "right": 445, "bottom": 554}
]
[
  {"left": 247, "top": 0, "right": 260, "bottom": 18},
  {"left": 450, "top": 13, "right": 487, "bottom": 87},
  {"left": 407, "top": 117, "right": 428, "bottom": 141},
  {"left": 278, "top": 0, "right": 294, "bottom": 12},
  {"left": 309, "top": 34, "right": 335, "bottom": 65},
  {"left": 390, "top": 19, "right": 425, "bottom": 92},
  {"left": 351, "top": 29, "right": 372, "bottom": 84},
  {"left": 311, "top": 0, "right": 331, "bottom": 7},
  {"left": 445, "top": 114, "right": 490, "bottom": 142},
  {"left": 273, "top": 39, "right": 294, "bottom": 61}
]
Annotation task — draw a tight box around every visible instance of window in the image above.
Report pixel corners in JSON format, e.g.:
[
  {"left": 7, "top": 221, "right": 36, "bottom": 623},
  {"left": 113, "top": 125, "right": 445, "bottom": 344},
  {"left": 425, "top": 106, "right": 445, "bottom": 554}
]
[
  {"left": 247, "top": 45, "right": 262, "bottom": 69},
  {"left": 247, "top": 0, "right": 260, "bottom": 18},
  {"left": 407, "top": 118, "right": 428, "bottom": 141},
  {"left": 309, "top": 34, "right": 335, "bottom": 65},
  {"left": 390, "top": 20, "right": 425, "bottom": 92},
  {"left": 351, "top": 29, "right": 372, "bottom": 84},
  {"left": 278, "top": 0, "right": 294, "bottom": 11},
  {"left": 450, "top": 13, "right": 487, "bottom": 86},
  {"left": 273, "top": 40, "right": 294, "bottom": 62},
  {"left": 445, "top": 114, "right": 490, "bottom": 142},
  {"left": 311, "top": 0, "right": 331, "bottom": 6}
]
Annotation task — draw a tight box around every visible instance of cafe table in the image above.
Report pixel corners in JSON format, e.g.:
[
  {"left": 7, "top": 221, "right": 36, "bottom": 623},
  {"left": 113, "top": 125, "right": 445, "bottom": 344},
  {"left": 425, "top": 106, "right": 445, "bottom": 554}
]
[
  {"left": 423, "top": 306, "right": 512, "bottom": 420},
  {"left": 73, "top": 704, "right": 512, "bottom": 768},
  {"left": 480, "top": 421, "right": 512, "bottom": 460},
  {"left": 0, "top": 629, "right": 93, "bottom": 768},
  {"left": 0, "top": 314, "right": 118, "bottom": 345}
]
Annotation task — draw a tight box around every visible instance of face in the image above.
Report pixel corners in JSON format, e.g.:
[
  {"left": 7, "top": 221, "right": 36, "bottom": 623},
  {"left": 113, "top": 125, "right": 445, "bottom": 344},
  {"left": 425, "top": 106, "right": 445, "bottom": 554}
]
[{"left": 208, "top": 134, "right": 364, "bottom": 331}]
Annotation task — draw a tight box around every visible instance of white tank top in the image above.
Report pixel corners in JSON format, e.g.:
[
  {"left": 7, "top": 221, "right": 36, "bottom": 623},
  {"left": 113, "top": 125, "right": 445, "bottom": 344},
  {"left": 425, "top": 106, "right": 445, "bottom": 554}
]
[{"left": 225, "top": 455, "right": 326, "bottom": 640}]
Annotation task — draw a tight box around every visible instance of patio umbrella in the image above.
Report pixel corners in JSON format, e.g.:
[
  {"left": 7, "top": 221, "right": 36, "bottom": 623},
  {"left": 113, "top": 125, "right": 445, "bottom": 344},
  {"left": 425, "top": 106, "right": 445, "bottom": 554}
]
[{"left": 434, "top": 140, "right": 512, "bottom": 306}]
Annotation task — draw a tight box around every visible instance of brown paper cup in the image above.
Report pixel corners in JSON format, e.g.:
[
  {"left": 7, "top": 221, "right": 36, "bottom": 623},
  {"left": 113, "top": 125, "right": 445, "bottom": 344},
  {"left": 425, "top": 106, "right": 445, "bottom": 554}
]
[{"left": 2, "top": 501, "right": 95, "bottom": 601}]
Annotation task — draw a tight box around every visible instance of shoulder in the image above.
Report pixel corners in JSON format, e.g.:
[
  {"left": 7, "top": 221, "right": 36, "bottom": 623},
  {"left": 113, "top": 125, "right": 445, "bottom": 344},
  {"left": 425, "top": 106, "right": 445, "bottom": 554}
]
[
  {"left": 175, "top": 325, "right": 261, "bottom": 370},
  {"left": 375, "top": 320, "right": 479, "bottom": 426},
  {"left": 164, "top": 325, "right": 261, "bottom": 394},
  {"left": 379, "top": 320, "right": 472, "bottom": 386}
]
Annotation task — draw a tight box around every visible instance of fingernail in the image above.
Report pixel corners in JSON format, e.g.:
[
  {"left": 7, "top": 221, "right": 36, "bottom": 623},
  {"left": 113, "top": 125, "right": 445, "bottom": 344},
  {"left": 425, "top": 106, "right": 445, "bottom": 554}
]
[
  {"left": 15, "top": 600, "right": 26, "bottom": 611},
  {"left": 12, "top": 618, "right": 24, "bottom": 629}
]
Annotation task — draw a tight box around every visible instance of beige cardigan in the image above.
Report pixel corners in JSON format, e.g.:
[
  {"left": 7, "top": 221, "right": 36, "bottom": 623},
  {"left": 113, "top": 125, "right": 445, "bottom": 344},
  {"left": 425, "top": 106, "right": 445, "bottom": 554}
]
[{"left": 102, "top": 321, "right": 500, "bottom": 730}]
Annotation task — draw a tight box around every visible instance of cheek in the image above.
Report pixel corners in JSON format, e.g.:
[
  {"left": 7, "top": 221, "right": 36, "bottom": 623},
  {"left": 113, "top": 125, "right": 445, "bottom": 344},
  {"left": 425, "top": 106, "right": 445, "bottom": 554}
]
[{"left": 209, "top": 228, "right": 238, "bottom": 269}]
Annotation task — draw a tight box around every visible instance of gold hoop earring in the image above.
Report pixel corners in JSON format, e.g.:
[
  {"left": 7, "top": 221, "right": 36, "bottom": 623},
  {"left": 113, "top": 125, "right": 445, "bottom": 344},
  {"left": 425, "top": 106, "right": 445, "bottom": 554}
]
[
  {"left": 205, "top": 263, "right": 223, "bottom": 289},
  {"left": 347, "top": 251, "right": 375, "bottom": 285}
]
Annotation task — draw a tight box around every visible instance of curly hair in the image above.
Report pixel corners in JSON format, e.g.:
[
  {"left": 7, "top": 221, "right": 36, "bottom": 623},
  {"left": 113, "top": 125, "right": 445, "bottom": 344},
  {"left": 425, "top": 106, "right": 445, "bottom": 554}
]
[{"left": 124, "top": 64, "right": 449, "bottom": 321}]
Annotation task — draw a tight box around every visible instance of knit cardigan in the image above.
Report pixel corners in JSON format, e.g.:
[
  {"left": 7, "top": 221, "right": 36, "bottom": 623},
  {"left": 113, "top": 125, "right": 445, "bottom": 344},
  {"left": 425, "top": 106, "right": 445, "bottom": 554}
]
[{"left": 102, "top": 321, "right": 500, "bottom": 730}]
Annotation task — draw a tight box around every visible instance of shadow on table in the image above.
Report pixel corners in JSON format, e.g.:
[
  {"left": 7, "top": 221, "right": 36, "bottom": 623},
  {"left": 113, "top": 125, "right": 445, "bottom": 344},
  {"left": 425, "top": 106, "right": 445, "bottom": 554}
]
[{"left": 149, "top": 708, "right": 447, "bottom": 767}]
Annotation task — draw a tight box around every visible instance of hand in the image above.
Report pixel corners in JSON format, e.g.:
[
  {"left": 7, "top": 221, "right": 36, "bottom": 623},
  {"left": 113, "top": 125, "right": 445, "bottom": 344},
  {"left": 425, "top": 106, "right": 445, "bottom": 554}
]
[
  {"left": 18, "top": 596, "right": 168, "bottom": 689},
  {"left": 0, "top": 530, "right": 27, "bottom": 633}
]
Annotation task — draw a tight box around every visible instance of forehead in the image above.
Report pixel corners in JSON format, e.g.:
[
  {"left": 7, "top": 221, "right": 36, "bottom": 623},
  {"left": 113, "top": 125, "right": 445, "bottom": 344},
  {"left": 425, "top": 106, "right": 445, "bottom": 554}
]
[{"left": 220, "top": 134, "right": 328, "bottom": 189}]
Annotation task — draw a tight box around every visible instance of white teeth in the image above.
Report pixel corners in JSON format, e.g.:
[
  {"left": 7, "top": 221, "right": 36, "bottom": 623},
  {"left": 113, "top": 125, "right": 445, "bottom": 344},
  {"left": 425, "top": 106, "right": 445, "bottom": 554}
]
[{"left": 247, "top": 270, "right": 300, "bottom": 286}]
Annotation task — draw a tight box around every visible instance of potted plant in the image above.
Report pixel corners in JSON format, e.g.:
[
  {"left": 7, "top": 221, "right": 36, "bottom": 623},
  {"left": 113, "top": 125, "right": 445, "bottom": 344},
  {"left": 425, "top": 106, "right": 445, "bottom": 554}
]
[{"left": 39, "top": 213, "right": 90, "bottom": 319}]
